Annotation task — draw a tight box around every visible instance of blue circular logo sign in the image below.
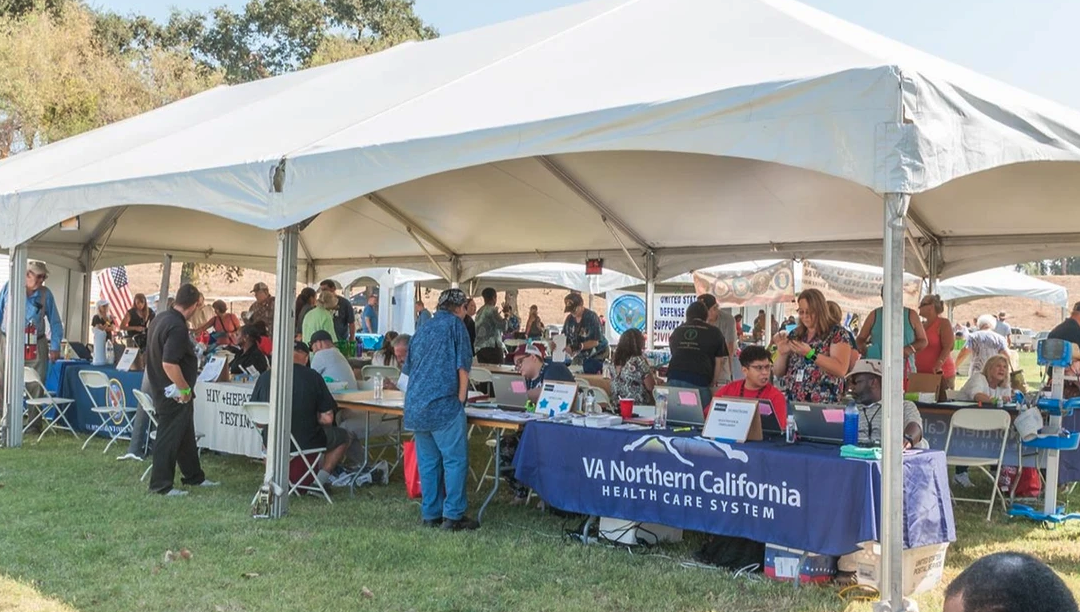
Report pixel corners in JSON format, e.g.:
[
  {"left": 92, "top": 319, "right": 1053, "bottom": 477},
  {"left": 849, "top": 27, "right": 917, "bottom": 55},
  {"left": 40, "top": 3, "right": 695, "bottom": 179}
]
[{"left": 609, "top": 294, "right": 647, "bottom": 335}]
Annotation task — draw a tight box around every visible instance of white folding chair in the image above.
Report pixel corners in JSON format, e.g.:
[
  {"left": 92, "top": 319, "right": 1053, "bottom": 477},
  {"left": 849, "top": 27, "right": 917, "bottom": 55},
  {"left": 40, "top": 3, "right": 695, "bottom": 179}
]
[
  {"left": 243, "top": 402, "right": 332, "bottom": 504},
  {"left": 79, "top": 370, "right": 137, "bottom": 453},
  {"left": 132, "top": 389, "right": 160, "bottom": 481},
  {"left": 468, "top": 367, "right": 493, "bottom": 391},
  {"left": 361, "top": 365, "right": 400, "bottom": 382},
  {"left": 944, "top": 408, "right": 1012, "bottom": 520},
  {"left": 22, "top": 366, "right": 78, "bottom": 442}
]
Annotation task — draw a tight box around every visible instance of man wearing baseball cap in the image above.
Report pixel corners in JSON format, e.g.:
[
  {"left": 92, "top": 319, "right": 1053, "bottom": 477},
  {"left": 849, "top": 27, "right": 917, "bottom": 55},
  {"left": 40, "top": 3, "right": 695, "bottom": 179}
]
[
  {"left": 513, "top": 342, "right": 575, "bottom": 404},
  {"left": 994, "top": 311, "right": 1011, "bottom": 339},
  {"left": 247, "top": 282, "right": 276, "bottom": 338},
  {"left": 845, "top": 359, "right": 924, "bottom": 449},
  {"left": 250, "top": 339, "right": 352, "bottom": 490},
  {"left": 0, "top": 260, "right": 64, "bottom": 420},
  {"left": 402, "top": 288, "right": 478, "bottom": 531}
]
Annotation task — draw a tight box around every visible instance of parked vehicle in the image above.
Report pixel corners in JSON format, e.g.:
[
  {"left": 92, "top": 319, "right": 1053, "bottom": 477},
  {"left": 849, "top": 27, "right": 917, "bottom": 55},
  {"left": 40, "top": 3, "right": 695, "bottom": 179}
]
[{"left": 1009, "top": 327, "right": 1036, "bottom": 351}]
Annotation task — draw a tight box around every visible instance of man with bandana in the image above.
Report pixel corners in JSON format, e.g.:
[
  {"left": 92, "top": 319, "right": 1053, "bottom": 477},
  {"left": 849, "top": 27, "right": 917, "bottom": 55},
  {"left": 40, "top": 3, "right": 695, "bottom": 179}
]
[{"left": 402, "top": 288, "right": 478, "bottom": 531}]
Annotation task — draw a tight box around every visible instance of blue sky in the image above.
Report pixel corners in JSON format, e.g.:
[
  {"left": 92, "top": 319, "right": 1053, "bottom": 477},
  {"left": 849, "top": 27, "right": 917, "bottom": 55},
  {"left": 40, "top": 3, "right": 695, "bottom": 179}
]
[{"left": 91, "top": 0, "right": 1080, "bottom": 109}]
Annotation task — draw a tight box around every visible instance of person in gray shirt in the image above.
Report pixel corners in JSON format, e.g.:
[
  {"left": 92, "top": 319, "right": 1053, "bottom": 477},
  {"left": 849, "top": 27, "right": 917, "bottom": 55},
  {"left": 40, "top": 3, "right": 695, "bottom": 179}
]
[{"left": 309, "top": 330, "right": 357, "bottom": 390}]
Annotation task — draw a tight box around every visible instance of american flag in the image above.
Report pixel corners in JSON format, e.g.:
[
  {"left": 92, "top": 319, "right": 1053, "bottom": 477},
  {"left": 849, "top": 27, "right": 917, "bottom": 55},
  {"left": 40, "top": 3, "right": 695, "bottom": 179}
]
[{"left": 98, "top": 266, "right": 134, "bottom": 314}]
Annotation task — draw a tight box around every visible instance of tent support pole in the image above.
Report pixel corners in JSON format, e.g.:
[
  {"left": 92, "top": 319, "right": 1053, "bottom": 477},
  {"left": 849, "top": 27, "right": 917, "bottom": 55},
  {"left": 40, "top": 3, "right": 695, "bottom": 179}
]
[
  {"left": 645, "top": 251, "right": 656, "bottom": 350},
  {"left": 80, "top": 251, "right": 92, "bottom": 343},
  {"left": 927, "top": 242, "right": 939, "bottom": 294},
  {"left": 2, "top": 244, "right": 27, "bottom": 448},
  {"left": 449, "top": 257, "right": 460, "bottom": 290},
  {"left": 263, "top": 226, "right": 299, "bottom": 518},
  {"left": 158, "top": 254, "right": 173, "bottom": 313},
  {"left": 876, "top": 193, "right": 911, "bottom": 612}
]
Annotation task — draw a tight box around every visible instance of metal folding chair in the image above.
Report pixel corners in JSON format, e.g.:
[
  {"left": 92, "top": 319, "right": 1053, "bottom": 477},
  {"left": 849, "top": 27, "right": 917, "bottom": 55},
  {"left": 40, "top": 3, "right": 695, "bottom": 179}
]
[
  {"left": 22, "top": 366, "right": 78, "bottom": 442},
  {"left": 945, "top": 408, "right": 1012, "bottom": 520},
  {"left": 243, "top": 402, "right": 332, "bottom": 504},
  {"left": 78, "top": 370, "right": 137, "bottom": 453}
]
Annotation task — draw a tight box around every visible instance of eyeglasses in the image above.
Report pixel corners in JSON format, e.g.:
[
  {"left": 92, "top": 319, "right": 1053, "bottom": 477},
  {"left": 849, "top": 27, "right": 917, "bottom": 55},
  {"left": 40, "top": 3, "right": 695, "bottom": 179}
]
[
  {"left": 27, "top": 272, "right": 46, "bottom": 281},
  {"left": 796, "top": 309, "right": 810, "bottom": 316},
  {"left": 746, "top": 364, "right": 772, "bottom": 372}
]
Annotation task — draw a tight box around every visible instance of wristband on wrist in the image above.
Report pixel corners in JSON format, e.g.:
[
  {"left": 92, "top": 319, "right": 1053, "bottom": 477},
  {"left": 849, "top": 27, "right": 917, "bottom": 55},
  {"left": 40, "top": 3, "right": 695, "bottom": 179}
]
[
  {"left": 179, "top": 387, "right": 192, "bottom": 396},
  {"left": 804, "top": 348, "right": 817, "bottom": 362}
]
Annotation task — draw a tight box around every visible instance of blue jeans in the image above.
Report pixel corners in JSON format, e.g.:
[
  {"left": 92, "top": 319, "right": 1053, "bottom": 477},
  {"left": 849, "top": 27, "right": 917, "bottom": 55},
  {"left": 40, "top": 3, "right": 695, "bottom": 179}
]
[
  {"left": 413, "top": 411, "right": 469, "bottom": 521},
  {"left": 666, "top": 378, "right": 712, "bottom": 411}
]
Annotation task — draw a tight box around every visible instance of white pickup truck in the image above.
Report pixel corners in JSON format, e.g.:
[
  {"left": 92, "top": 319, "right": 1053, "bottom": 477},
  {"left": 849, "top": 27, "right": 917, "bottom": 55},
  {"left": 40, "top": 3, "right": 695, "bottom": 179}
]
[{"left": 1009, "top": 328, "right": 1036, "bottom": 351}]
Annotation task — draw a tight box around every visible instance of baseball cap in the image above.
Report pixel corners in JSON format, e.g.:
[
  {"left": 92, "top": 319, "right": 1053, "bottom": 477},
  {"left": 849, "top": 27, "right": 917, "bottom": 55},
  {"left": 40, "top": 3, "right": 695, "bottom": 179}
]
[
  {"left": 846, "top": 359, "right": 883, "bottom": 380},
  {"left": 251, "top": 282, "right": 269, "bottom": 293},
  {"left": 96, "top": 299, "right": 109, "bottom": 308},
  {"left": 998, "top": 311, "right": 1008, "bottom": 319},
  {"left": 27, "top": 260, "right": 49, "bottom": 277},
  {"left": 563, "top": 292, "right": 584, "bottom": 313},
  {"left": 309, "top": 330, "right": 334, "bottom": 344},
  {"left": 513, "top": 342, "right": 547, "bottom": 361},
  {"left": 294, "top": 340, "right": 311, "bottom": 354}
]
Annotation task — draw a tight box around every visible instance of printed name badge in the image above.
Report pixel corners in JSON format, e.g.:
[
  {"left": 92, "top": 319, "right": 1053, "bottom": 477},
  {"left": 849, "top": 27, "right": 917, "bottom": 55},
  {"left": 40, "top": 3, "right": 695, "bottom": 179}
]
[
  {"left": 795, "top": 369, "right": 805, "bottom": 382},
  {"left": 536, "top": 381, "right": 577, "bottom": 418}
]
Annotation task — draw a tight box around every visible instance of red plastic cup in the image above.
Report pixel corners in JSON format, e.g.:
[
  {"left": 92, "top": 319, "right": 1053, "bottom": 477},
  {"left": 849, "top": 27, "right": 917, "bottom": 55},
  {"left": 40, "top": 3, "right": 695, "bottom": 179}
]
[{"left": 619, "top": 399, "right": 634, "bottom": 419}]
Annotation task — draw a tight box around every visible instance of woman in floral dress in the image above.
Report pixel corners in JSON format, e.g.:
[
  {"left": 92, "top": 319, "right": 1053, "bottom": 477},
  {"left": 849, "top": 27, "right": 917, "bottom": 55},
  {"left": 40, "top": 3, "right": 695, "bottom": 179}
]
[
  {"left": 610, "top": 328, "right": 655, "bottom": 405},
  {"left": 771, "top": 289, "right": 854, "bottom": 403}
]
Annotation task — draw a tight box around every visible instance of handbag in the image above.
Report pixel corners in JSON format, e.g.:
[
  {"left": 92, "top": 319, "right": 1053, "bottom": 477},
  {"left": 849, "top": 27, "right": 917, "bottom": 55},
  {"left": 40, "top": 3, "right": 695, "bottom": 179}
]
[{"left": 403, "top": 440, "right": 422, "bottom": 499}]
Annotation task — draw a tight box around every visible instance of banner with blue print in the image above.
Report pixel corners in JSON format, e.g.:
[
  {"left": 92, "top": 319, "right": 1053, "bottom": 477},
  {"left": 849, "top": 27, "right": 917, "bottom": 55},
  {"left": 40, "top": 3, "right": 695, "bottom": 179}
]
[{"left": 514, "top": 422, "right": 955, "bottom": 557}]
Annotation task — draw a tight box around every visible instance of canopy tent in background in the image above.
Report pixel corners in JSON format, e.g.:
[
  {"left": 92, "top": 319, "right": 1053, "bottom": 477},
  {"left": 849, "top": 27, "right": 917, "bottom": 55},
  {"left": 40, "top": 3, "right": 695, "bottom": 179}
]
[
  {"left": 8, "top": 0, "right": 1080, "bottom": 599},
  {"left": 937, "top": 268, "right": 1069, "bottom": 310}
]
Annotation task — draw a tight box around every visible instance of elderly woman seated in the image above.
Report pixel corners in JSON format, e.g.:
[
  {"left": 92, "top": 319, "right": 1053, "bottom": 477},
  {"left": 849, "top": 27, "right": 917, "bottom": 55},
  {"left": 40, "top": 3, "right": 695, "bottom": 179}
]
[{"left": 957, "top": 355, "right": 1014, "bottom": 403}]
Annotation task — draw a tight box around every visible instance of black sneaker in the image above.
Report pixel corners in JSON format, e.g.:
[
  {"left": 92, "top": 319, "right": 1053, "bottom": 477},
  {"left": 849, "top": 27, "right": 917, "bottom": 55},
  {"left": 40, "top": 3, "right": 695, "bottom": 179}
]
[
  {"left": 421, "top": 518, "right": 442, "bottom": 529},
  {"left": 440, "top": 516, "right": 480, "bottom": 531}
]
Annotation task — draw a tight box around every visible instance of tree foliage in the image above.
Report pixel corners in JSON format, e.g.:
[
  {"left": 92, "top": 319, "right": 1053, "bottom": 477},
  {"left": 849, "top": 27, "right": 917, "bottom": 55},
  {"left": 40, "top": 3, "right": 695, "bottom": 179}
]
[{"left": 0, "top": 2, "right": 223, "bottom": 157}]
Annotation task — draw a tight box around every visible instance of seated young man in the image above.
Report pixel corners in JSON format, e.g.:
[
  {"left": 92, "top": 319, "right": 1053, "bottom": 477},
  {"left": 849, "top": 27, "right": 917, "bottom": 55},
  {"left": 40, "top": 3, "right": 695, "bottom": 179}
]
[
  {"left": 713, "top": 345, "right": 788, "bottom": 425},
  {"left": 514, "top": 342, "right": 576, "bottom": 403},
  {"left": 251, "top": 340, "right": 352, "bottom": 489}
]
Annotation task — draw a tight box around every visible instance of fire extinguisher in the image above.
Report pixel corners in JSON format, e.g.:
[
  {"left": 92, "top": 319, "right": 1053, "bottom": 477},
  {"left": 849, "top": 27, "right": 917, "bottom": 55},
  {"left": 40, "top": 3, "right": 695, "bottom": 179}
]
[{"left": 24, "top": 320, "right": 37, "bottom": 361}]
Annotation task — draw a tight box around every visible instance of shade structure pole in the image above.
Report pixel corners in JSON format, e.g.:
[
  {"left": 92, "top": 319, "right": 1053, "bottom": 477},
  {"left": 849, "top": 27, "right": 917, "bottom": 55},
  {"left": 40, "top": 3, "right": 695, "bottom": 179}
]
[
  {"left": 644, "top": 251, "right": 656, "bottom": 350},
  {"left": 2, "top": 244, "right": 28, "bottom": 448},
  {"left": 80, "top": 251, "right": 92, "bottom": 344},
  {"left": 926, "top": 242, "right": 939, "bottom": 295},
  {"left": 449, "top": 257, "right": 460, "bottom": 290},
  {"left": 263, "top": 226, "right": 299, "bottom": 518},
  {"left": 158, "top": 254, "right": 173, "bottom": 313},
  {"left": 875, "top": 193, "right": 911, "bottom": 612}
]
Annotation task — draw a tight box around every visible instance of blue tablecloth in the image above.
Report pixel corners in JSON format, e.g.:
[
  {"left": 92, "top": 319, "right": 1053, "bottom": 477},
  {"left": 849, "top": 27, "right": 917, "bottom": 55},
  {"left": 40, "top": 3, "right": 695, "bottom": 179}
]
[
  {"left": 53, "top": 362, "right": 143, "bottom": 435},
  {"left": 513, "top": 422, "right": 955, "bottom": 557}
]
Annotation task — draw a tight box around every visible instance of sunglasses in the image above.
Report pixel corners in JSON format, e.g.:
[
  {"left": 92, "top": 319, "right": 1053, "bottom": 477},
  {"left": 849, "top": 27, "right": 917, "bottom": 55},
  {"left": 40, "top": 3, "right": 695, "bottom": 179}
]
[{"left": 28, "top": 272, "right": 46, "bottom": 281}]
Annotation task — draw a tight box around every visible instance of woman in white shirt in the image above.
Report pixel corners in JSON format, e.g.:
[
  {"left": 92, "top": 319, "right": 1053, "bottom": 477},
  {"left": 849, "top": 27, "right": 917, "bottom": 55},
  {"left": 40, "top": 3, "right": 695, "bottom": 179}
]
[
  {"left": 371, "top": 331, "right": 400, "bottom": 367},
  {"left": 958, "top": 355, "right": 1014, "bottom": 403}
]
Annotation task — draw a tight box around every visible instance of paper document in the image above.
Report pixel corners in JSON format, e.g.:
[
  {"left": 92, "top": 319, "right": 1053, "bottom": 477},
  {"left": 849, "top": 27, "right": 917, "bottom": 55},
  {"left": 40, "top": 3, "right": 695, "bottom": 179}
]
[
  {"left": 115, "top": 348, "right": 139, "bottom": 372},
  {"left": 552, "top": 334, "right": 568, "bottom": 360},
  {"left": 197, "top": 356, "right": 226, "bottom": 383}
]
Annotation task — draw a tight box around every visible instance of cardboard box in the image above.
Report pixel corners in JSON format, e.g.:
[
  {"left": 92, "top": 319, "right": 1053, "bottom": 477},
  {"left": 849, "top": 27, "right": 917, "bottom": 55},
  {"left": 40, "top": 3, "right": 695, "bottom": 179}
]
[{"left": 846, "top": 542, "right": 949, "bottom": 596}]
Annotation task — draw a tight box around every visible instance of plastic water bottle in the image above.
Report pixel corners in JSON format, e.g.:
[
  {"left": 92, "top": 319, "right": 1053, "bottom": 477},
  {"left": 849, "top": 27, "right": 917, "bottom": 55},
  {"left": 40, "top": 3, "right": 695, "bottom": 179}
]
[
  {"left": 373, "top": 373, "right": 384, "bottom": 400},
  {"left": 843, "top": 400, "right": 859, "bottom": 446},
  {"left": 785, "top": 415, "right": 797, "bottom": 443},
  {"left": 105, "top": 338, "right": 114, "bottom": 363},
  {"left": 585, "top": 389, "right": 596, "bottom": 414}
]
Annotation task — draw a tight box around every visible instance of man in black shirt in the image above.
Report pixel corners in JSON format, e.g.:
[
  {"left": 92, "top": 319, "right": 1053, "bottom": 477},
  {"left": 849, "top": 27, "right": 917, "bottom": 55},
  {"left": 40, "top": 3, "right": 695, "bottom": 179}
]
[
  {"left": 250, "top": 341, "right": 352, "bottom": 488},
  {"left": 147, "top": 284, "right": 215, "bottom": 496},
  {"left": 665, "top": 301, "right": 728, "bottom": 409},
  {"left": 319, "top": 279, "right": 356, "bottom": 342},
  {"left": 1048, "top": 302, "right": 1080, "bottom": 347}
]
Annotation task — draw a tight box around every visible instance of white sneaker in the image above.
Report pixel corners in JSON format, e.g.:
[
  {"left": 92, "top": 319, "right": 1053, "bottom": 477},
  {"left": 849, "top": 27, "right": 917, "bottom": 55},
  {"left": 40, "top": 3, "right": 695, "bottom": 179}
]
[
  {"left": 116, "top": 453, "right": 144, "bottom": 462},
  {"left": 165, "top": 489, "right": 188, "bottom": 497},
  {"left": 198, "top": 480, "right": 220, "bottom": 487},
  {"left": 953, "top": 472, "right": 974, "bottom": 488}
]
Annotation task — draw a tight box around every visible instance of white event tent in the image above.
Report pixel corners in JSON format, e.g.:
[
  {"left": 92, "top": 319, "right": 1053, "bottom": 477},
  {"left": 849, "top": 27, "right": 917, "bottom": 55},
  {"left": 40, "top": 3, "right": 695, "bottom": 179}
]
[
  {"left": 937, "top": 268, "right": 1069, "bottom": 310},
  {"left": 6, "top": 0, "right": 1080, "bottom": 605}
]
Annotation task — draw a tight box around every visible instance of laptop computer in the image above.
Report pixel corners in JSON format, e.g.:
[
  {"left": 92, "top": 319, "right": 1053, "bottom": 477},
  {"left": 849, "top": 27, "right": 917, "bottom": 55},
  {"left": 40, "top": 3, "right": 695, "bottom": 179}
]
[
  {"left": 755, "top": 399, "right": 782, "bottom": 438},
  {"left": 662, "top": 387, "right": 706, "bottom": 427},
  {"left": 68, "top": 341, "right": 92, "bottom": 361},
  {"left": 491, "top": 372, "right": 530, "bottom": 409},
  {"left": 790, "top": 402, "right": 846, "bottom": 444}
]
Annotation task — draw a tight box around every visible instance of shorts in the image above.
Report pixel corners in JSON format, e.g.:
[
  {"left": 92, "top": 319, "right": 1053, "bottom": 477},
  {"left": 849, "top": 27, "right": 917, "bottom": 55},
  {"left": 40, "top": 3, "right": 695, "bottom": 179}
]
[{"left": 320, "top": 426, "right": 351, "bottom": 452}]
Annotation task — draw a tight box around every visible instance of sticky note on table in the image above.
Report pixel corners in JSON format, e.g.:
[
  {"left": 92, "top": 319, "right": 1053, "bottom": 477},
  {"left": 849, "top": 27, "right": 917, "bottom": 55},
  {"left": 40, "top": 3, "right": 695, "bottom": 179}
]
[
  {"left": 679, "top": 391, "right": 697, "bottom": 404},
  {"left": 822, "top": 409, "right": 845, "bottom": 423},
  {"left": 759, "top": 403, "right": 774, "bottom": 416},
  {"left": 510, "top": 380, "right": 527, "bottom": 394}
]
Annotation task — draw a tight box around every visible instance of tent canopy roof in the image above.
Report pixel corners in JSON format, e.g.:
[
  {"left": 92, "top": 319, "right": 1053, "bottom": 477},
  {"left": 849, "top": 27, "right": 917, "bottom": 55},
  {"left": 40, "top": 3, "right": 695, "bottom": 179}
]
[
  {"left": 937, "top": 268, "right": 1069, "bottom": 309},
  {"left": 5, "top": 0, "right": 1080, "bottom": 279}
]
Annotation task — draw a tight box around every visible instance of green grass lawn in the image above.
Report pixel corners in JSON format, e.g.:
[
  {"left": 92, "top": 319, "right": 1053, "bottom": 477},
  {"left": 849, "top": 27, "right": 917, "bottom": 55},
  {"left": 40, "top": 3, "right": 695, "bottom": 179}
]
[{"left": 2, "top": 424, "right": 1079, "bottom": 612}]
